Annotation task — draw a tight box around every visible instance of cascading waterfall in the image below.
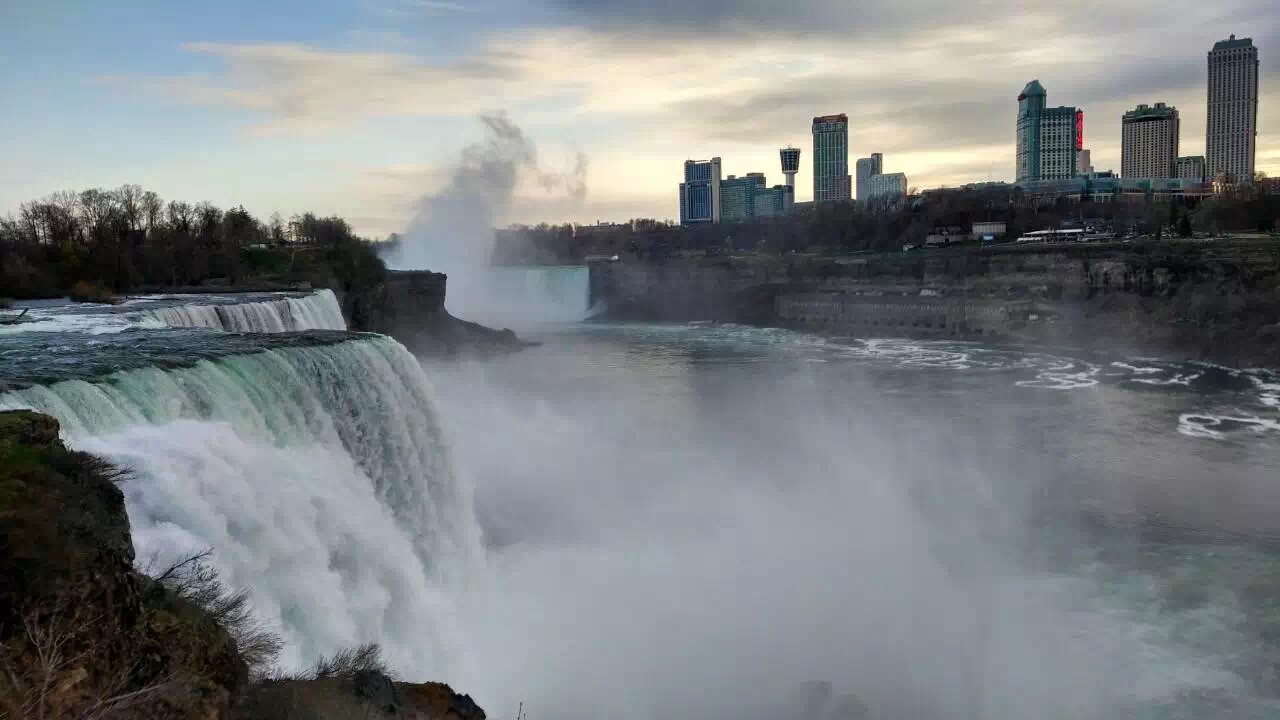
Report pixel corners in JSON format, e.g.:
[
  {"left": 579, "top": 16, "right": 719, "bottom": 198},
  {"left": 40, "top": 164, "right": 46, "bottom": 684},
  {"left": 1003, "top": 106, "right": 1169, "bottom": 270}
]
[
  {"left": 0, "top": 334, "right": 478, "bottom": 674},
  {"left": 450, "top": 266, "right": 593, "bottom": 328},
  {"left": 144, "top": 289, "right": 347, "bottom": 332}
]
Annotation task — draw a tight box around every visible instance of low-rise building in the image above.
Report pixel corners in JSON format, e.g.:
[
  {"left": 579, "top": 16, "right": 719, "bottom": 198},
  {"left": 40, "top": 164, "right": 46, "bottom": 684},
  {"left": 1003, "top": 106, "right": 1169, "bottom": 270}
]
[
  {"left": 925, "top": 227, "right": 966, "bottom": 247},
  {"left": 971, "top": 221, "right": 1008, "bottom": 241},
  {"left": 1176, "top": 155, "right": 1207, "bottom": 183}
]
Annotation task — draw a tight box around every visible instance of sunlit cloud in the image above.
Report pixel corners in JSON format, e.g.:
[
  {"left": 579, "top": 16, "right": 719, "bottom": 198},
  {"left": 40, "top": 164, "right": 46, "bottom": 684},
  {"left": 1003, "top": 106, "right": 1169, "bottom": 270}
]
[{"left": 70, "top": 0, "right": 1280, "bottom": 226}]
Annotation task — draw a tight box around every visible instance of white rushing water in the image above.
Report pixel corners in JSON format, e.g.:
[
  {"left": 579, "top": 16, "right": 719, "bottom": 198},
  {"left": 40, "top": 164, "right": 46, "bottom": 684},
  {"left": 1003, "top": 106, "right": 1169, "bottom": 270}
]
[
  {"left": 1, "top": 289, "right": 346, "bottom": 335},
  {"left": 142, "top": 289, "right": 347, "bottom": 332},
  {"left": 447, "top": 266, "right": 594, "bottom": 328},
  {"left": 0, "top": 334, "right": 478, "bottom": 673}
]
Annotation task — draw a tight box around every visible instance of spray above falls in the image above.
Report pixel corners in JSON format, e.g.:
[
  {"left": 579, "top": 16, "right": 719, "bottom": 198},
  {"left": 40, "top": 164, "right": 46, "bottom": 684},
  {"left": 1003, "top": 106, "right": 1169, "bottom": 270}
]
[{"left": 381, "top": 113, "right": 592, "bottom": 329}]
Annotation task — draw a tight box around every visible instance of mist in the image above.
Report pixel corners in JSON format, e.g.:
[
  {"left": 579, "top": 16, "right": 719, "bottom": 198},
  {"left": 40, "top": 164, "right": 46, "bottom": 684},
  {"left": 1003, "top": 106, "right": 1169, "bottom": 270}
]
[
  {"left": 382, "top": 113, "right": 591, "bottom": 329},
  {"left": 426, "top": 332, "right": 1242, "bottom": 720}
]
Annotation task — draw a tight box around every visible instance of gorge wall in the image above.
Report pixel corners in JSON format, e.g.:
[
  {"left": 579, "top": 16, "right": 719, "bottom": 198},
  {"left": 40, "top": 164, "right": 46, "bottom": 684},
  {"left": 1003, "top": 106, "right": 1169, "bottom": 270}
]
[{"left": 592, "top": 239, "right": 1280, "bottom": 366}]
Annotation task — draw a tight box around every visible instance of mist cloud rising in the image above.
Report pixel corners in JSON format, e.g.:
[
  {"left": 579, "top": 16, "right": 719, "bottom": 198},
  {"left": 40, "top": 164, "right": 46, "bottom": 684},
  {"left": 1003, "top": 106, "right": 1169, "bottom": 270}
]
[
  {"left": 427, "top": 336, "right": 1254, "bottom": 720},
  {"left": 382, "top": 112, "right": 589, "bottom": 327}
]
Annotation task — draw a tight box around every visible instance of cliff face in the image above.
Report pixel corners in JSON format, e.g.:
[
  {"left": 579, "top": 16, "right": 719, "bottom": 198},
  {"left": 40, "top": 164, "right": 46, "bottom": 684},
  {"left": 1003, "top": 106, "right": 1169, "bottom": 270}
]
[
  {"left": 592, "top": 239, "right": 1280, "bottom": 366},
  {"left": 0, "top": 410, "right": 247, "bottom": 719},
  {"left": 345, "top": 271, "right": 528, "bottom": 358}
]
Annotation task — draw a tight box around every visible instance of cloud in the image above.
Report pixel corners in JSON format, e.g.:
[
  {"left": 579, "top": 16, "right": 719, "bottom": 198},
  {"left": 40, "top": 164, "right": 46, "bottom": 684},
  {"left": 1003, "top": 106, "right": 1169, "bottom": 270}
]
[
  {"left": 98, "top": 1, "right": 1280, "bottom": 222},
  {"left": 101, "top": 41, "right": 528, "bottom": 134}
]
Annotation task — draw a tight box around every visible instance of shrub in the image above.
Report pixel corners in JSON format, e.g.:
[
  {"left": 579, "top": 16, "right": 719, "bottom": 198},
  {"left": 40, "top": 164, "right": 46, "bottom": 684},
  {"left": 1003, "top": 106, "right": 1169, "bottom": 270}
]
[
  {"left": 310, "top": 643, "right": 390, "bottom": 680},
  {"left": 68, "top": 281, "right": 119, "bottom": 305},
  {"left": 149, "top": 551, "right": 283, "bottom": 679}
]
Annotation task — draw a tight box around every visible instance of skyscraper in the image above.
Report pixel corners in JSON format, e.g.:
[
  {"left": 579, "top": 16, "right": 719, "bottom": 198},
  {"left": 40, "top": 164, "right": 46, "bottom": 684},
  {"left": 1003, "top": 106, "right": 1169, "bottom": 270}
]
[
  {"left": 779, "top": 147, "right": 801, "bottom": 189},
  {"left": 1015, "top": 80, "right": 1046, "bottom": 183},
  {"left": 1016, "top": 80, "right": 1080, "bottom": 183},
  {"left": 679, "top": 157, "right": 721, "bottom": 225},
  {"left": 1206, "top": 35, "right": 1259, "bottom": 183},
  {"left": 855, "top": 153, "right": 882, "bottom": 202},
  {"left": 1122, "top": 103, "right": 1179, "bottom": 178},
  {"left": 812, "top": 114, "right": 851, "bottom": 202}
]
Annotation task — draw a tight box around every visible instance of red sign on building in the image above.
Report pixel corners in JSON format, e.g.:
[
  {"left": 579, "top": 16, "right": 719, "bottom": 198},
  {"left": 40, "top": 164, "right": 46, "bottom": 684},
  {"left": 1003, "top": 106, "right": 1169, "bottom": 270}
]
[{"left": 1075, "top": 110, "right": 1084, "bottom": 151}]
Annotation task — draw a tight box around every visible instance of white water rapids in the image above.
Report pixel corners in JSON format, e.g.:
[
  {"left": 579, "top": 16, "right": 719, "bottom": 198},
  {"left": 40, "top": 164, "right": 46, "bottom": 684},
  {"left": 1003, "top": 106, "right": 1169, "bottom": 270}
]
[{"left": 141, "top": 289, "right": 347, "bottom": 332}]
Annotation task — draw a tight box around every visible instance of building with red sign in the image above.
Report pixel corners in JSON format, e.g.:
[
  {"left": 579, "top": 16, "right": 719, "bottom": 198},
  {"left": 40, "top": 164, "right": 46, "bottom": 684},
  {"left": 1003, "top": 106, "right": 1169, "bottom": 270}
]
[{"left": 1015, "top": 80, "right": 1081, "bottom": 183}]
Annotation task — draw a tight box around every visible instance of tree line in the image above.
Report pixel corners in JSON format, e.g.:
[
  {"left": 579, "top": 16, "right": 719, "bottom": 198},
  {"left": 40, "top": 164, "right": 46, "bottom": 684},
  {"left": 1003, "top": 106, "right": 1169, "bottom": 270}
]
[
  {"left": 496, "top": 181, "right": 1280, "bottom": 263},
  {"left": 0, "top": 184, "right": 384, "bottom": 299}
]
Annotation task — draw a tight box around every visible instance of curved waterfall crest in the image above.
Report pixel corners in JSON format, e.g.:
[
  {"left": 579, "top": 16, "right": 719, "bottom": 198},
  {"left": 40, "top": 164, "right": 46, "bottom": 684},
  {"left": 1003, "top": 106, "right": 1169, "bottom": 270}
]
[{"left": 144, "top": 289, "right": 347, "bottom": 332}]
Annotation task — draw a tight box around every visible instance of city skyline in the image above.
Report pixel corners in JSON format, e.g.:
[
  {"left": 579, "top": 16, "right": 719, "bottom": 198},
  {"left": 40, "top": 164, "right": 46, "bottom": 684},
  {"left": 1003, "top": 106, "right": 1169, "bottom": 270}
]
[{"left": 2, "top": 1, "right": 1278, "bottom": 236}]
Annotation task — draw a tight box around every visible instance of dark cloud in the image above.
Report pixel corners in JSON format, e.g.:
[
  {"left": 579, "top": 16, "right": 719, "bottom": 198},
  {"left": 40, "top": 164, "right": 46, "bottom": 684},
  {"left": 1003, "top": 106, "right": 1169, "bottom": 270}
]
[{"left": 550, "top": 0, "right": 1175, "bottom": 40}]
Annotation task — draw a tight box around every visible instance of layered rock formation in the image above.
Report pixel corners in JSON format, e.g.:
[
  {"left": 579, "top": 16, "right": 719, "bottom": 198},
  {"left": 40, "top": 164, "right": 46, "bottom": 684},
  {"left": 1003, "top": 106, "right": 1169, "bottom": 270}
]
[{"left": 591, "top": 238, "right": 1280, "bottom": 366}]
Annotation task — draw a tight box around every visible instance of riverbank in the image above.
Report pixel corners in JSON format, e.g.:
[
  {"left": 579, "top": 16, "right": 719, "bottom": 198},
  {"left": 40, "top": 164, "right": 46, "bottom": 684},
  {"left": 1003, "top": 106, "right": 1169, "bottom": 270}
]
[{"left": 590, "top": 237, "right": 1280, "bottom": 367}]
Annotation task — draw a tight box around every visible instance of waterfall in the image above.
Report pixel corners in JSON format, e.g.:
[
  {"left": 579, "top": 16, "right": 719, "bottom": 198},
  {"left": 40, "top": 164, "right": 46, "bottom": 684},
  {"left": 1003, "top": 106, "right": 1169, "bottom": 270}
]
[
  {"left": 0, "top": 334, "right": 477, "bottom": 674},
  {"left": 144, "top": 289, "right": 347, "bottom": 332},
  {"left": 449, "top": 266, "right": 593, "bottom": 329}
]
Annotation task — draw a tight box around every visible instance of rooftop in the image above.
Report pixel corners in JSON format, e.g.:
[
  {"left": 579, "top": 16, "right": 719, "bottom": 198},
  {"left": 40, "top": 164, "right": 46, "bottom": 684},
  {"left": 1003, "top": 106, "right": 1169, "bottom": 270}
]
[
  {"left": 1018, "top": 79, "right": 1046, "bottom": 100},
  {"left": 1212, "top": 34, "right": 1254, "bottom": 51}
]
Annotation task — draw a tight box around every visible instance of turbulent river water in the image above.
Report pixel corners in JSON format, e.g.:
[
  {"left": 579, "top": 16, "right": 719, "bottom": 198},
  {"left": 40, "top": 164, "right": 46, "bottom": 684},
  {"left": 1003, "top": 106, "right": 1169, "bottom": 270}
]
[{"left": 2, "top": 290, "right": 1280, "bottom": 719}]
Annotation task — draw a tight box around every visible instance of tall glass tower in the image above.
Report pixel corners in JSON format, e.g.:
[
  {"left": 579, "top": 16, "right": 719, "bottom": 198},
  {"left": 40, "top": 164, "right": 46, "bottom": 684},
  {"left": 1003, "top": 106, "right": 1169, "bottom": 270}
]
[
  {"left": 1206, "top": 35, "right": 1259, "bottom": 183},
  {"left": 1016, "top": 80, "right": 1046, "bottom": 183},
  {"left": 811, "top": 115, "right": 851, "bottom": 202}
]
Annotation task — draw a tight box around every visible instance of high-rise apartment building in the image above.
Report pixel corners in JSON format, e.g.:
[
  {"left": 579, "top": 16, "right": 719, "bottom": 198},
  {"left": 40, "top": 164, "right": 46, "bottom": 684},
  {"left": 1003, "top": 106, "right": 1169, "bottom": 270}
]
[
  {"left": 855, "top": 153, "right": 883, "bottom": 202},
  {"left": 1176, "top": 155, "right": 1207, "bottom": 183},
  {"left": 720, "top": 173, "right": 767, "bottom": 222},
  {"left": 780, "top": 147, "right": 801, "bottom": 189},
  {"left": 812, "top": 114, "right": 851, "bottom": 202},
  {"left": 753, "top": 184, "right": 795, "bottom": 218},
  {"left": 1206, "top": 35, "right": 1259, "bottom": 182},
  {"left": 1122, "top": 103, "right": 1179, "bottom": 178},
  {"left": 866, "top": 172, "right": 908, "bottom": 200},
  {"left": 679, "top": 157, "right": 722, "bottom": 225},
  {"left": 1016, "top": 80, "right": 1080, "bottom": 183}
]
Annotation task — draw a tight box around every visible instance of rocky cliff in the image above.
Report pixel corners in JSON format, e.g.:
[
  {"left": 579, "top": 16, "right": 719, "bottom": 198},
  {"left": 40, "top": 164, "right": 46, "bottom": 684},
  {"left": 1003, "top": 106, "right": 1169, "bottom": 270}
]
[
  {"left": 0, "top": 410, "right": 487, "bottom": 720},
  {"left": 345, "top": 271, "right": 528, "bottom": 358},
  {"left": 592, "top": 238, "right": 1280, "bottom": 366}
]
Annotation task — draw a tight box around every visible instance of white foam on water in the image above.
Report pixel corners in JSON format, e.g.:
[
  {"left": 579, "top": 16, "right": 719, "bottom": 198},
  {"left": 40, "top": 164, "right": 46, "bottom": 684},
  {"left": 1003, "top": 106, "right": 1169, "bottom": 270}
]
[
  {"left": 1178, "top": 412, "right": 1280, "bottom": 440},
  {"left": 1113, "top": 362, "right": 1165, "bottom": 375}
]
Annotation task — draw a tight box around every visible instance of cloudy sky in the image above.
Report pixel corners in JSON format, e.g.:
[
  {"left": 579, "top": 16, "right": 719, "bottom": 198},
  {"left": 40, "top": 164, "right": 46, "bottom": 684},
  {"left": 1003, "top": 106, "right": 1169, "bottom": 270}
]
[{"left": 2, "top": 0, "right": 1277, "bottom": 236}]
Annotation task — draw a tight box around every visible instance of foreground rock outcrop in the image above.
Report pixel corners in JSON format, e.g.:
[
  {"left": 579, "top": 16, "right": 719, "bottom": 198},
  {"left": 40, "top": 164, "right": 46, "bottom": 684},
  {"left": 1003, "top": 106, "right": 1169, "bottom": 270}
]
[
  {"left": 237, "top": 674, "right": 486, "bottom": 720},
  {"left": 0, "top": 410, "right": 486, "bottom": 720},
  {"left": 0, "top": 410, "right": 246, "bottom": 718}
]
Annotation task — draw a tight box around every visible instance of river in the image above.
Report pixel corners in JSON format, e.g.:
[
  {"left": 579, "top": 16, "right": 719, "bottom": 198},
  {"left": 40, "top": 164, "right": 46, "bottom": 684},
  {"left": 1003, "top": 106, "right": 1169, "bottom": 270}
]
[{"left": 3, "top": 293, "right": 1279, "bottom": 719}]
